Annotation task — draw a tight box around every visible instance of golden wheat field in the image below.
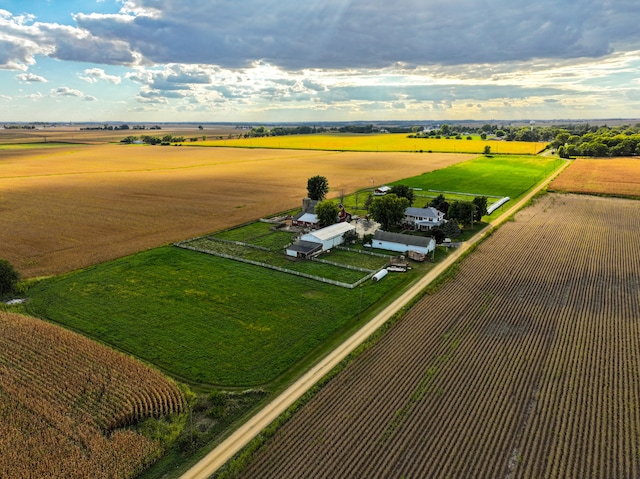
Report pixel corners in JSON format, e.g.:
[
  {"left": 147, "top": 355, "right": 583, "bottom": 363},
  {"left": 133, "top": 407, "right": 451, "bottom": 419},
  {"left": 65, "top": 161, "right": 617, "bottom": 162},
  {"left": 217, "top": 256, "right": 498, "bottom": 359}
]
[
  {"left": 239, "top": 193, "right": 640, "bottom": 479},
  {"left": 0, "top": 143, "right": 472, "bottom": 278},
  {"left": 0, "top": 310, "right": 185, "bottom": 479},
  {"left": 549, "top": 157, "right": 640, "bottom": 197},
  {"left": 201, "top": 133, "right": 548, "bottom": 155}
]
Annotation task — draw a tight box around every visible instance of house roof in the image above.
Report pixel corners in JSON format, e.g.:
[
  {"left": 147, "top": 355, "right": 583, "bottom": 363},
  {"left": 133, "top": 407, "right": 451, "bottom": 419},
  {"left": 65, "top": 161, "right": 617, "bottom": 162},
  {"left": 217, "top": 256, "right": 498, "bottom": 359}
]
[
  {"left": 305, "top": 222, "right": 355, "bottom": 242},
  {"left": 373, "top": 230, "right": 433, "bottom": 248},
  {"left": 287, "top": 240, "right": 323, "bottom": 255},
  {"left": 405, "top": 206, "right": 444, "bottom": 217}
]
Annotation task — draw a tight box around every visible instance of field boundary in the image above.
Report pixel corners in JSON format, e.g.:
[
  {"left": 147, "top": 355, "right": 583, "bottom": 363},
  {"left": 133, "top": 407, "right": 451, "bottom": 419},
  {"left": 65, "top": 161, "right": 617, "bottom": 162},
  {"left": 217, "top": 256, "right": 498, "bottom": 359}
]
[{"left": 174, "top": 240, "right": 377, "bottom": 289}]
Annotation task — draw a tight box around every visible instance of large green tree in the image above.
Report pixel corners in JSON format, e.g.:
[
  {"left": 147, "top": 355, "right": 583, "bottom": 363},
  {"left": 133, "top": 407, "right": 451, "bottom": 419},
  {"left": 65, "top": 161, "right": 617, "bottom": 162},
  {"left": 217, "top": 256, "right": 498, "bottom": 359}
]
[
  {"left": 389, "top": 184, "right": 415, "bottom": 206},
  {"left": 369, "top": 194, "right": 410, "bottom": 230},
  {"left": 0, "top": 259, "right": 19, "bottom": 297},
  {"left": 307, "top": 175, "right": 329, "bottom": 201},
  {"left": 315, "top": 201, "right": 339, "bottom": 228},
  {"left": 447, "top": 200, "right": 476, "bottom": 226},
  {"left": 472, "top": 196, "right": 488, "bottom": 221}
]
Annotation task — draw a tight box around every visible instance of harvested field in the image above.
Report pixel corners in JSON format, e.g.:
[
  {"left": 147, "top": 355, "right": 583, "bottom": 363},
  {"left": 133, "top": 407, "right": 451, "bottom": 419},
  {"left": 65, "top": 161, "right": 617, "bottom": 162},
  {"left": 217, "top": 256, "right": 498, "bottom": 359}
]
[
  {"left": 0, "top": 143, "right": 472, "bottom": 277},
  {"left": 238, "top": 193, "right": 640, "bottom": 479},
  {"left": 549, "top": 157, "right": 640, "bottom": 197},
  {"left": 0, "top": 311, "right": 185, "bottom": 479}
]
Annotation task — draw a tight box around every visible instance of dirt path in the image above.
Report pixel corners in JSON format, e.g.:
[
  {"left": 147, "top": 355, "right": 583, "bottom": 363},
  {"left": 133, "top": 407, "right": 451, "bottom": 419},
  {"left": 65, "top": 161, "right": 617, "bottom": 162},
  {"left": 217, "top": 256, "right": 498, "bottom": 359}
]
[{"left": 179, "top": 161, "right": 571, "bottom": 479}]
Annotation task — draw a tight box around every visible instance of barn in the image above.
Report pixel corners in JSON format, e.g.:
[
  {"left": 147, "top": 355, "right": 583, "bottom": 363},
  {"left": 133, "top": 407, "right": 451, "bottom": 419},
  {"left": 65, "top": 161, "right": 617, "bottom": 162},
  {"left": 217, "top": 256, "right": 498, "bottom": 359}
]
[
  {"left": 371, "top": 230, "right": 435, "bottom": 255},
  {"left": 285, "top": 240, "right": 323, "bottom": 259},
  {"left": 300, "top": 222, "right": 356, "bottom": 252}
]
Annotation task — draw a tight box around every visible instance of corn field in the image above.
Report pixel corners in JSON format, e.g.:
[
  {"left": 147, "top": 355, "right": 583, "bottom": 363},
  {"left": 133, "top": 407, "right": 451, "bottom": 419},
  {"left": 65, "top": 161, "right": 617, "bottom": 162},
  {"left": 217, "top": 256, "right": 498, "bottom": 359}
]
[
  {"left": 0, "top": 312, "right": 185, "bottom": 479},
  {"left": 238, "top": 193, "right": 640, "bottom": 478}
]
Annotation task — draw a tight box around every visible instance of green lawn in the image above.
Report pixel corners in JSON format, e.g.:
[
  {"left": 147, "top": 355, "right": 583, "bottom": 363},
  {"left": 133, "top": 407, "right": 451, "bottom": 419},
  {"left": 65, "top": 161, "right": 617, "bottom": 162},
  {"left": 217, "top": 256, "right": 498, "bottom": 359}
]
[
  {"left": 26, "top": 246, "right": 405, "bottom": 387},
  {"left": 391, "top": 155, "right": 565, "bottom": 200}
]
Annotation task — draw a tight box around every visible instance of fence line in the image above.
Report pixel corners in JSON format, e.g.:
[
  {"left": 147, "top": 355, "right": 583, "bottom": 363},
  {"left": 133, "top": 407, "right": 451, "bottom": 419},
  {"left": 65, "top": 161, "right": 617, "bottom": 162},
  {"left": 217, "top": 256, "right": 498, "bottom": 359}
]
[{"left": 175, "top": 242, "right": 374, "bottom": 289}]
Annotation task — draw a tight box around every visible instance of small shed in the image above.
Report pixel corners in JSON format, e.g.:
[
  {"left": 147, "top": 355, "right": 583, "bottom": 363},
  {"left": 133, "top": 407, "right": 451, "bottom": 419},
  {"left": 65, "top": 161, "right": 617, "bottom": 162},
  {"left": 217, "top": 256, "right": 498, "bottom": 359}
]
[
  {"left": 374, "top": 185, "right": 392, "bottom": 196},
  {"left": 371, "top": 230, "right": 435, "bottom": 255},
  {"left": 285, "top": 240, "right": 323, "bottom": 259},
  {"left": 300, "top": 222, "right": 356, "bottom": 252},
  {"left": 292, "top": 212, "right": 319, "bottom": 228}
]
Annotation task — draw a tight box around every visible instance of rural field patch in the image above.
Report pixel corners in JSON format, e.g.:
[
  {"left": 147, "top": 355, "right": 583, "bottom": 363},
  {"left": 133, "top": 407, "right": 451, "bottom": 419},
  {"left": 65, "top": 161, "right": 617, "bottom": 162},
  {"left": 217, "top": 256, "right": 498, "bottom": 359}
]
[
  {"left": 237, "top": 193, "right": 640, "bottom": 479},
  {"left": 0, "top": 143, "right": 471, "bottom": 278},
  {"left": 549, "top": 157, "right": 640, "bottom": 197},
  {"left": 200, "top": 133, "right": 547, "bottom": 155}
]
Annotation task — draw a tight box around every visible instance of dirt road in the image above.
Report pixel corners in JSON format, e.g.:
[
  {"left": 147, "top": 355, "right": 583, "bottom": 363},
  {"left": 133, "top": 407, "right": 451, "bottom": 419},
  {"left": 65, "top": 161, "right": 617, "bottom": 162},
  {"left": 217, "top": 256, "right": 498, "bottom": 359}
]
[{"left": 179, "top": 161, "right": 570, "bottom": 479}]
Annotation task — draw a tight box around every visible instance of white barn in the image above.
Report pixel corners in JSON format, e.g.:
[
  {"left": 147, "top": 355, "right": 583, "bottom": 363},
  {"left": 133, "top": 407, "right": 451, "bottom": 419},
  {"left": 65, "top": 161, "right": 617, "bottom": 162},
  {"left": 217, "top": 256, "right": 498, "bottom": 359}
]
[
  {"left": 300, "top": 222, "right": 356, "bottom": 252},
  {"left": 371, "top": 230, "right": 435, "bottom": 255}
]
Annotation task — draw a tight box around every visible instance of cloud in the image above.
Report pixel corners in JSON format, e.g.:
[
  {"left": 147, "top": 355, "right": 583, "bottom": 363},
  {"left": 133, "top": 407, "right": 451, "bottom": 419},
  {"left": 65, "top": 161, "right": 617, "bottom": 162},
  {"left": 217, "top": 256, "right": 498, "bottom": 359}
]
[
  {"left": 68, "top": 0, "right": 640, "bottom": 70},
  {"left": 16, "top": 72, "right": 47, "bottom": 82},
  {"left": 51, "top": 86, "right": 83, "bottom": 97},
  {"left": 80, "top": 67, "right": 121, "bottom": 84},
  {"left": 83, "top": 95, "right": 98, "bottom": 101}
]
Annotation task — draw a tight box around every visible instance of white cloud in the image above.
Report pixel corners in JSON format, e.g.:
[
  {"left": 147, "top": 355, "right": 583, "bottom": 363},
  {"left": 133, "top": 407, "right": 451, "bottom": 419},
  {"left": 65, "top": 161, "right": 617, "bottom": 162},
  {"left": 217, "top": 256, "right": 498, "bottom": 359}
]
[
  {"left": 52, "top": 86, "right": 83, "bottom": 97},
  {"left": 16, "top": 72, "right": 47, "bottom": 82},
  {"left": 80, "top": 67, "right": 121, "bottom": 84}
]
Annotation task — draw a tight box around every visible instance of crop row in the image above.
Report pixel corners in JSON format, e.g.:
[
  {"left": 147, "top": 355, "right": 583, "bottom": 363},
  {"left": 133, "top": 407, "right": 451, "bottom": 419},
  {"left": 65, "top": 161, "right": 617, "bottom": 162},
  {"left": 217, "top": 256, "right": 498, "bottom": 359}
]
[
  {"left": 236, "top": 193, "right": 640, "bottom": 479},
  {"left": 0, "top": 311, "right": 185, "bottom": 478}
]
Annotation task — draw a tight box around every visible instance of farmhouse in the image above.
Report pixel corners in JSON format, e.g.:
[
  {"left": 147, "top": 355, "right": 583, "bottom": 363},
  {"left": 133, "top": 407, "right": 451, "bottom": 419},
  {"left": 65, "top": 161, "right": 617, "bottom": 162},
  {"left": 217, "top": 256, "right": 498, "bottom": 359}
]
[
  {"left": 371, "top": 230, "right": 435, "bottom": 255},
  {"left": 403, "top": 206, "right": 445, "bottom": 230},
  {"left": 286, "top": 222, "right": 356, "bottom": 258}
]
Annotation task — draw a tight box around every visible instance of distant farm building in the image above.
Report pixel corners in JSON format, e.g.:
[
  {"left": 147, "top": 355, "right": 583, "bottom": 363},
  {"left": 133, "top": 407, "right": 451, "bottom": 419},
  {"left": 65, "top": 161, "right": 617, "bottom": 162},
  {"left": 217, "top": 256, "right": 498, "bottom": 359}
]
[
  {"left": 403, "top": 207, "right": 445, "bottom": 230},
  {"left": 286, "top": 222, "right": 356, "bottom": 258},
  {"left": 291, "top": 198, "right": 320, "bottom": 227},
  {"left": 371, "top": 230, "right": 435, "bottom": 256},
  {"left": 291, "top": 212, "right": 319, "bottom": 228},
  {"left": 374, "top": 186, "right": 392, "bottom": 196}
]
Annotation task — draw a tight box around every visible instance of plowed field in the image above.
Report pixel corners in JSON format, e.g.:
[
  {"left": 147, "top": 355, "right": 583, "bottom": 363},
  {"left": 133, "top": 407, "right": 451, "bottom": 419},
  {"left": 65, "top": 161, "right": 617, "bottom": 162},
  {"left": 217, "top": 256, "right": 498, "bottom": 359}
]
[
  {"left": 238, "top": 193, "right": 640, "bottom": 479},
  {"left": 0, "top": 144, "right": 471, "bottom": 277},
  {"left": 549, "top": 157, "right": 640, "bottom": 197}
]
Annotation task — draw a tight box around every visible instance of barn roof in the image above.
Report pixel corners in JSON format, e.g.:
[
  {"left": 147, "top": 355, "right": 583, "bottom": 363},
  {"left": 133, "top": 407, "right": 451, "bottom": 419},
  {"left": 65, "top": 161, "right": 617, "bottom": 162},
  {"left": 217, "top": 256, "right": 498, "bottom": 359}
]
[
  {"left": 287, "top": 240, "right": 323, "bottom": 255},
  {"left": 373, "top": 230, "right": 433, "bottom": 247},
  {"left": 306, "top": 222, "right": 355, "bottom": 241}
]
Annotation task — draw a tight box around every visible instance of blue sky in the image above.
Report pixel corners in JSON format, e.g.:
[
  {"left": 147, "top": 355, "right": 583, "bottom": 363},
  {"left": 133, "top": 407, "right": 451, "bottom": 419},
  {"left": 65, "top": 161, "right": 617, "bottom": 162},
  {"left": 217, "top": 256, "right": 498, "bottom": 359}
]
[{"left": 1, "top": 0, "right": 640, "bottom": 123}]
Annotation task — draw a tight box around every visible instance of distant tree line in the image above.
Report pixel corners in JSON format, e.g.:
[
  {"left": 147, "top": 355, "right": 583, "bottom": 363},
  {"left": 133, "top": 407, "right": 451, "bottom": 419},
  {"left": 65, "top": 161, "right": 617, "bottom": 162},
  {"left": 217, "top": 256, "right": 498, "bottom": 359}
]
[
  {"left": 120, "top": 134, "right": 185, "bottom": 145},
  {"left": 550, "top": 124, "right": 640, "bottom": 158}
]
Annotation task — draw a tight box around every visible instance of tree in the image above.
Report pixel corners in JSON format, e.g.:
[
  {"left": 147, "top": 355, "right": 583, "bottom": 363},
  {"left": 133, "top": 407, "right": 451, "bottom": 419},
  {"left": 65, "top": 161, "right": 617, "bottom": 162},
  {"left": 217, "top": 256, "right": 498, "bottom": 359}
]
[
  {"left": 307, "top": 175, "right": 329, "bottom": 201},
  {"left": 429, "top": 194, "right": 449, "bottom": 215},
  {"left": 483, "top": 145, "right": 491, "bottom": 156},
  {"left": 368, "top": 194, "right": 410, "bottom": 230},
  {"left": 447, "top": 200, "right": 476, "bottom": 226},
  {"left": 315, "top": 200, "right": 339, "bottom": 228},
  {"left": 442, "top": 220, "right": 461, "bottom": 238},
  {"left": 472, "top": 196, "right": 488, "bottom": 221},
  {"left": 389, "top": 184, "right": 415, "bottom": 206},
  {"left": 430, "top": 227, "right": 446, "bottom": 244},
  {"left": 342, "top": 229, "right": 359, "bottom": 244},
  {"left": 0, "top": 259, "right": 19, "bottom": 297}
]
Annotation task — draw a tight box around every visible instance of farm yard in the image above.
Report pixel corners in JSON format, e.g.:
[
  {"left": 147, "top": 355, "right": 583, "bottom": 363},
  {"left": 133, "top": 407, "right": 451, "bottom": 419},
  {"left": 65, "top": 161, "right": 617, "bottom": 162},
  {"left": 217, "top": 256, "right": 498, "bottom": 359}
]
[
  {"left": 0, "top": 311, "right": 185, "bottom": 479},
  {"left": 0, "top": 142, "right": 472, "bottom": 278},
  {"left": 234, "top": 193, "right": 640, "bottom": 479},
  {"left": 549, "top": 157, "right": 640, "bottom": 198}
]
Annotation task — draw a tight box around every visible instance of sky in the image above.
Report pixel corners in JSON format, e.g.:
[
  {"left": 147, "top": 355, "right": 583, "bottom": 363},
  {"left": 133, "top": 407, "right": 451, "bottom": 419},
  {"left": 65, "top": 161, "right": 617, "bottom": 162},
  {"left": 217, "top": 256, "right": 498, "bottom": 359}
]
[{"left": 1, "top": 0, "right": 640, "bottom": 123}]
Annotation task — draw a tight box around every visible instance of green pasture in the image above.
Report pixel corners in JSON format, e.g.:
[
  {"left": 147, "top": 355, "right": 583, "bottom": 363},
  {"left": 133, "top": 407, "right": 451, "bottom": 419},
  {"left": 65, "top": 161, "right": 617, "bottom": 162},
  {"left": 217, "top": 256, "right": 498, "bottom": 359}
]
[
  {"left": 25, "top": 246, "right": 406, "bottom": 387},
  {"left": 338, "top": 155, "right": 565, "bottom": 219},
  {"left": 391, "top": 155, "right": 564, "bottom": 200}
]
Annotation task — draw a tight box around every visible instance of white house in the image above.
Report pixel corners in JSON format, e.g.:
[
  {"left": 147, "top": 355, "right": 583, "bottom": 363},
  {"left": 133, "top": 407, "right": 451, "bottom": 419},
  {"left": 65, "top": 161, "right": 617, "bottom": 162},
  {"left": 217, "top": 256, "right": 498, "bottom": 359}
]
[
  {"left": 300, "top": 222, "right": 356, "bottom": 252},
  {"left": 403, "top": 207, "right": 445, "bottom": 230},
  {"left": 371, "top": 230, "right": 435, "bottom": 255}
]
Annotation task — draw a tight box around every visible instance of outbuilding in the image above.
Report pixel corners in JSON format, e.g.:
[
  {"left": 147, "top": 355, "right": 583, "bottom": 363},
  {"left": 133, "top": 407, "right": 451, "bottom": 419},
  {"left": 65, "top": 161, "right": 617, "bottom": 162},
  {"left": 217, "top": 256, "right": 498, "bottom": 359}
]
[
  {"left": 300, "top": 222, "right": 356, "bottom": 252},
  {"left": 371, "top": 230, "right": 435, "bottom": 255},
  {"left": 285, "top": 240, "right": 323, "bottom": 259}
]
